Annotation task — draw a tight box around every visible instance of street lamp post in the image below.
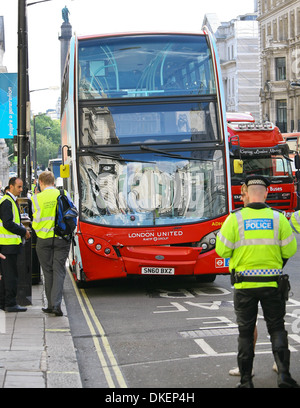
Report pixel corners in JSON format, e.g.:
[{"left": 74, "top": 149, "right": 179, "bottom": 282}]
[
  {"left": 290, "top": 81, "right": 300, "bottom": 87},
  {"left": 17, "top": 0, "right": 58, "bottom": 196},
  {"left": 17, "top": 0, "right": 30, "bottom": 196},
  {"left": 33, "top": 114, "right": 41, "bottom": 180},
  {"left": 16, "top": 0, "right": 57, "bottom": 304}
]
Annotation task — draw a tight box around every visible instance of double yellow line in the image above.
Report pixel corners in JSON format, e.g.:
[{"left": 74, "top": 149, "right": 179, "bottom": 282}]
[{"left": 68, "top": 269, "right": 127, "bottom": 388}]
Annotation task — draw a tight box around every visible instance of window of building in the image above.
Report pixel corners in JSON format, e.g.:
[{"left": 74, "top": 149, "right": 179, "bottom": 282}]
[
  {"left": 276, "top": 100, "right": 287, "bottom": 133},
  {"left": 275, "top": 57, "right": 286, "bottom": 80}
]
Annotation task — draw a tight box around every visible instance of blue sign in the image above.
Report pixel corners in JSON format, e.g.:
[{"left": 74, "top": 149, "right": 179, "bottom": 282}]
[
  {"left": 0, "top": 73, "right": 18, "bottom": 139},
  {"left": 244, "top": 218, "right": 273, "bottom": 231}
]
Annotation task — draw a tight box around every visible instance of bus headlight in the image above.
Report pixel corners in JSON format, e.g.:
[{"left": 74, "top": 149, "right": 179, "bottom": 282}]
[
  {"left": 83, "top": 236, "right": 118, "bottom": 259},
  {"left": 194, "top": 230, "right": 219, "bottom": 253},
  {"left": 209, "top": 237, "right": 216, "bottom": 245}
]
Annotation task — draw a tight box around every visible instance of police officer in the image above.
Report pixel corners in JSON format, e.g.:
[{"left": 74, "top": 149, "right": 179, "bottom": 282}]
[
  {"left": 0, "top": 177, "right": 30, "bottom": 312},
  {"left": 290, "top": 210, "right": 300, "bottom": 234},
  {"left": 31, "top": 171, "right": 71, "bottom": 316},
  {"left": 216, "top": 175, "right": 299, "bottom": 388}
]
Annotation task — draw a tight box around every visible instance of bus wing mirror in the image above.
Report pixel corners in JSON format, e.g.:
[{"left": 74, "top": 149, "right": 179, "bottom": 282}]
[
  {"left": 295, "top": 153, "right": 300, "bottom": 170},
  {"left": 60, "top": 164, "right": 70, "bottom": 178},
  {"left": 233, "top": 159, "right": 243, "bottom": 174}
]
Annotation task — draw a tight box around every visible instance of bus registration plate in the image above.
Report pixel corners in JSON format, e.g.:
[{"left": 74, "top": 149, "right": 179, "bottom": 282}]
[{"left": 141, "top": 267, "right": 175, "bottom": 275}]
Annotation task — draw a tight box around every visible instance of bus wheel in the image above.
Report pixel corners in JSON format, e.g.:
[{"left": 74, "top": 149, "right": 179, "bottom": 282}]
[
  {"left": 76, "top": 269, "right": 87, "bottom": 288},
  {"left": 76, "top": 279, "right": 87, "bottom": 288},
  {"left": 196, "top": 274, "right": 216, "bottom": 283}
]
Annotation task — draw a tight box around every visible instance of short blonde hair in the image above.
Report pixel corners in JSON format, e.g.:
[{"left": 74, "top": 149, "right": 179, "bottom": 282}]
[{"left": 38, "top": 171, "right": 55, "bottom": 186}]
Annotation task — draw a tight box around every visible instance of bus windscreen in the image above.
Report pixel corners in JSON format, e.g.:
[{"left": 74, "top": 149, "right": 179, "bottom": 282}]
[{"left": 79, "top": 149, "right": 226, "bottom": 227}]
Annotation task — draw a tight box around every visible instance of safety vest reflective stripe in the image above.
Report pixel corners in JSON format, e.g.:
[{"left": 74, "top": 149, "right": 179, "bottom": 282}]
[
  {"left": 0, "top": 195, "right": 22, "bottom": 245},
  {"left": 217, "top": 233, "right": 235, "bottom": 249},
  {"left": 217, "top": 210, "right": 294, "bottom": 249},
  {"left": 0, "top": 227, "right": 21, "bottom": 239},
  {"left": 216, "top": 231, "right": 290, "bottom": 248},
  {"left": 33, "top": 226, "right": 55, "bottom": 233},
  {"left": 290, "top": 211, "right": 300, "bottom": 233}
]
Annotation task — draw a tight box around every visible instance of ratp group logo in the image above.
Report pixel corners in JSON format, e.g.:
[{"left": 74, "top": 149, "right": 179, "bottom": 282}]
[{"left": 0, "top": 310, "right": 5, "bottom": 334}]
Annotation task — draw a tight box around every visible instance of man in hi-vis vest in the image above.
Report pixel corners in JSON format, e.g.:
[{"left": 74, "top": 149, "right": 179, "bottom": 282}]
[
  {"left": 32, "top": 171, "right": 72, "bottom": 316},
  {"left": 216, "top": 175, "right": 298, "bottom": 388},
  {"left": 290, "top": 210, "right": 300, "bottom": 234},
  {"left": 0, "top": 177, "right": 30, "bottom": 312}
]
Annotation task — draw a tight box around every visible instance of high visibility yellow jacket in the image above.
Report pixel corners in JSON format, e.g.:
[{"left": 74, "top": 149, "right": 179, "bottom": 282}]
[
  {"left": 216, "top": 204, "right": 297, "bottom": 289},
  {"left": 32, "top": 188, "right": 60, "bottom": 239},
  {"left": 290, "top": 210, "right": 300, "bottom": 234},
  {"left": 0, "top": 195, "right": 22, "bottom": 245}
]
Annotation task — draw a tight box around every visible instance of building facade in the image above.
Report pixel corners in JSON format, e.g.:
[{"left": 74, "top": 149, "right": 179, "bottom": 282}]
[
  {"left": 203, "top": 10, "right": 260, "bottom": 120},
  {"left": 258, "top": 0, "right": 300, "bottom": 132}
]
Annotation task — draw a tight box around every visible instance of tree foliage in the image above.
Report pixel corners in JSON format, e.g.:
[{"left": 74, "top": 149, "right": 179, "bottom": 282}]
[
  {"left": 6, "top": 115, "right": 61, "bottom": 170},
  {"left": 32, "top": 115, "right": 61, "bottom": 169}
]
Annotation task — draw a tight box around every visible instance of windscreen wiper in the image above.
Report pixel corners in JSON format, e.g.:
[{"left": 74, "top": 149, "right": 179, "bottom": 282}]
[
  {"left": 140, "top": 145, "right": 214, "bottom": 161},
  {"left": 82, "top": 148, "right": 155, "bottom": 164}
]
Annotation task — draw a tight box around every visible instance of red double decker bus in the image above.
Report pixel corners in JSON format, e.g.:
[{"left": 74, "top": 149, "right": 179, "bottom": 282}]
[{"left": 60, "top": 31, "right": 233, "bottom": 285}]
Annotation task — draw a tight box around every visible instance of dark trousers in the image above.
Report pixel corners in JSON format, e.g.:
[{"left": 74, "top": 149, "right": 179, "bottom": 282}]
[
  {"left": 234, "top": 287, "right": 286, "bottom": 373},
  {"left": 0, "top": 254, "right": 19, "bottom": 308},
  {"left": 36, "top": 237, "right": 70, "bottom": 309},
  {"left": 234, "top": 287, "right": 286, "bottom": 338}
]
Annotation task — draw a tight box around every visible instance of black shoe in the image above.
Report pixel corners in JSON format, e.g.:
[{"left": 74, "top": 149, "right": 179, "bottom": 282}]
[
  {"left": 278, "top": 374, "right": 300, "bottom": 388},
  {"left": 42, "top": 308, "right": 53, "bottom": 314},
  {"left": 52, "top": 306, "right": 63, "bottom": 316},
  {"left": 5, "top": 305, "right": 27, "bottom": 312},
  {"left": 272, "top": 334, "right": 300, "bottom": 388},
  {"left": 237, "top": 378, "right": 254, "bottom": 388}
]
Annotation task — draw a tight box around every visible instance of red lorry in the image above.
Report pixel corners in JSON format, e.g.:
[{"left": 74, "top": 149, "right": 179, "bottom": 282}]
[{"left": 227, "top": 112, "right": 297, "bottom": 218}]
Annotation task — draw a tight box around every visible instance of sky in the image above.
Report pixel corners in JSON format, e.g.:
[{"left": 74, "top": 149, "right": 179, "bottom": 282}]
[{"left": 0, "top": 0, "right": 256, "bottom": 114}]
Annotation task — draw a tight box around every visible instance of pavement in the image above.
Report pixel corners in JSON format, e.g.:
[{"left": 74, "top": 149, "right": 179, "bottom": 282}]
[{"left": 0, "top": 282, "right": 82, "bottom": 388}]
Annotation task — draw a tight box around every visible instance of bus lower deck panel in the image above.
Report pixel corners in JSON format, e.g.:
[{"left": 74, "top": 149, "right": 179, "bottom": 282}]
[{"left": 72, "top": 220, "right": 229, "bottom": 282}]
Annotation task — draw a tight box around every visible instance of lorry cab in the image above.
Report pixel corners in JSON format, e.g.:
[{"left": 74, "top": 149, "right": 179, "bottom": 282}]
[{"left": 227, "top": 112, "right": 297, "bottom": 217}]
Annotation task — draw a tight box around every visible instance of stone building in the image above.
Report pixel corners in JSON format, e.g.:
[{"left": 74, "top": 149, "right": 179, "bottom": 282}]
[
  {"left": 203, "top": 8, "right": 260, "bottom": 120},
  {"left": 258, "top": 0, "right": 300, "bottom": 132}
]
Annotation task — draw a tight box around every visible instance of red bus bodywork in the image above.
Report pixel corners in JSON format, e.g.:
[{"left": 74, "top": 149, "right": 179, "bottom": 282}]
[{"left": 75, "top": 216, "right": 228, "bottom": 281}]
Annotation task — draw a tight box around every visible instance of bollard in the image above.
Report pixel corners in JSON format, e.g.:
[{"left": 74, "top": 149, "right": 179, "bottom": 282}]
[
  {"left": 16, "top": 197, "right": 32, "bottom": 306},
  {"left": 31, "top": 228, "right": 41, "bottom": 285}
]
